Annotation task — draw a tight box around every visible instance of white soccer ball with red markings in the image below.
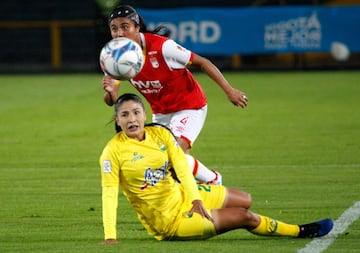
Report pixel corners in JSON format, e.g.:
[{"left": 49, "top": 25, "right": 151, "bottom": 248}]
[{"left": 99, "top": 37, "right": 144, "bottom": 80}]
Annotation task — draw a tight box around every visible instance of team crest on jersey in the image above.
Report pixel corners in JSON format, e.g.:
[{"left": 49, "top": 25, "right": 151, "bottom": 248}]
[
  {"left": 131, "top": 152, "right": 144, "bottom": 162},
  {"left": 176, "top": 45, "right": 186, "bottom": 52},
  {"left": 150, "top": 57, "right": 159, "bottom": 68},
  {"left": 158, "top": 142, "right": 166, "bottom": 151}
]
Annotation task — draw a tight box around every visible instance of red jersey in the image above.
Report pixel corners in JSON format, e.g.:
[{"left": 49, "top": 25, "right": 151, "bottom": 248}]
[{"left": 129, "top": 33, "right": 207, "bottom": 114}]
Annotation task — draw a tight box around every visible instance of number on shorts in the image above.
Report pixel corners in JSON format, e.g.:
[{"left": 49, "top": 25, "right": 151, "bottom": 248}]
[{"left": 197, "top": 184, "right": 211, "bottom": 192}]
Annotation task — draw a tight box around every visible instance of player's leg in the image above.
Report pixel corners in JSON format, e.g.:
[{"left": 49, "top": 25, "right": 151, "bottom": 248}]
[
  {"left": 171, "top": 211, "right": 217, "bottom": 240},
  {"left": 211, "top": 208, "right": 301, "bottom": 236},
  {"left": 169, "top": 107, "right": 222, "bottom": 185},
  {"left": 199, "top": 185, "right": 279, "bottom": 235},
  {"left": 206, "top": 186, "right": 333, "bottom": 238},
  {"left": 182, "top": 142, "right": 222, "bottom": 185},
  {"left": 172, "top": 207, "right": 332, "bottom": 240},
  {"left": 221, "top": 187, "right": 252, "bottom": 209},
  {"left": 212, "top": 208, "right": 333, "bottom": 238},
  {"left": 174, "top": 185, "right": 333, "bottom": 240}
]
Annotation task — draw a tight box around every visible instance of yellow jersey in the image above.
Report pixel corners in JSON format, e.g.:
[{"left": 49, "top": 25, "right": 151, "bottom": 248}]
[{"left": 100, "top": 124, "right": 201, "bottom": 240}]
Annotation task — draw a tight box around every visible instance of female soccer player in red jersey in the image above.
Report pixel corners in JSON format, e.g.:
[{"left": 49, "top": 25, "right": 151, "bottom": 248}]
[
  {"left": 101, "top": 5, "right": 248, "bottom": 185},
  {"left": 99, "top": 93, "right": 333, "bottom": 243}
]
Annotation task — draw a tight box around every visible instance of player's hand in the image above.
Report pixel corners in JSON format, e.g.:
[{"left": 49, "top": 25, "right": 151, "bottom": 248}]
[
  {"left": 102, "top": 75, "right": 120, "bottom": 93},
  {"left": 188, "top": 200, "right": 214, "bottom": 223},
  {"left": 102, "top": 75, "right": 121, "bottom": 106},
  {"left": 99, "top": 238, "right": 119, "bottom": 244},
  {"left": 227, "top": 87, "right": 248, "bottom": 108}
]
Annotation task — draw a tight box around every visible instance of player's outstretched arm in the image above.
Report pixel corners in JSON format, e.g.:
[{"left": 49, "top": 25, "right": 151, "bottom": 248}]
[{"left": 191, "top": 53, "right": 248, "bottom": 108}]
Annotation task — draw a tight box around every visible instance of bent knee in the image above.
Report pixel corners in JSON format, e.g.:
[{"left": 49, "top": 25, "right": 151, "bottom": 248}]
[
  {"left": 243, "top": 192, "right": 252, "bottom": 209},
  {"left": 224, "top": 188, "right": 252, "bottom": 209},
  {"left": 176, "top": 137, "right": 191, "bottom": 153}
]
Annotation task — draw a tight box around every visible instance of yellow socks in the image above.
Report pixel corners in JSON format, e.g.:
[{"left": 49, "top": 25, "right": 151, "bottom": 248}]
[{"left": 250, "top": 215, "right": 300, "bottom": 237}]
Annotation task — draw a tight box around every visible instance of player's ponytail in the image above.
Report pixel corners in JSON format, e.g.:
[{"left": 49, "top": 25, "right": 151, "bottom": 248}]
[{"left": 138, "top": 15, "right": 171, "bottom": 37}]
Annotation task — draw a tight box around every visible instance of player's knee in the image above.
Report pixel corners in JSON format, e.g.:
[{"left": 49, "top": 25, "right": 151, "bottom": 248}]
[
  {"left": 236, "top": 189, "right": 252, "bottom": 209},
  {"left": 224, "top": 188, "right": 252, "bottom": 209},
  {"left": 241, "top": 192, "right": 252, "bottom": 209},
  {"left": 176, "top": 136, "right": 191, "bottom": 153},
  {"left": 233, "top": 208, "right": 257, "bottom": 227}
]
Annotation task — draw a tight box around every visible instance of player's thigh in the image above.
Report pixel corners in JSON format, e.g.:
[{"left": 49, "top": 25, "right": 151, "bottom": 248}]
[
  {"left": 198, "top": 185, "right": 226, "bottom": 209},
  {"left": 171, "top": 212, "right": 216, "bottom": 240},
  {"left": 168, "top": 106, "right": 207, "bottom": 144}
]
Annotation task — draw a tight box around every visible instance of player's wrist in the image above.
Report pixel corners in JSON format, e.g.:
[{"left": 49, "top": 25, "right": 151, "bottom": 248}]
[{"left": 104, "top": 92, "right": 115, "bottom": 106}]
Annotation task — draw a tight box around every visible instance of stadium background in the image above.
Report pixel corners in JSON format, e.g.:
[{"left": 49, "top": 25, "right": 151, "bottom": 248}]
[{"left": 0, "top": 0, "right": 359, "bottom": 73}]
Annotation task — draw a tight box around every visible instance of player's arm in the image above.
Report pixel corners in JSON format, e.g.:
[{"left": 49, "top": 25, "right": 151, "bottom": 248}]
[
  {"left": 100, "top": 145, "right": 120, "bottom": 241},
  {"left": 102, "top": 185, "right": 119, "bottom": 240},
  {"left": 102, "top": 75, "right": 121, "bottom": 106},
  {"left": 162, "top": 39, "right": 247, "bottom": 108},
  {"left": 191, "top": 53, "right": 248, "bottom": 108}
]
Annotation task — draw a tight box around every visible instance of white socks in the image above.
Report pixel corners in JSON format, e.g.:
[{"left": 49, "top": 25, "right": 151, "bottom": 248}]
[{"left": 185, "top": 154, "right": 217, "bottom": 183}]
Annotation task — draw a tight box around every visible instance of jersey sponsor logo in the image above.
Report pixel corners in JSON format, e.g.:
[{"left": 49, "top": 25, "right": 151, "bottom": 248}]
[
  {"left": 103, "top": 160, "right": 112, "bottom": 173},
  {"left": 131, "top": 80, "right": 163, "bottom": 94},
  {"left": 140, "top": 161, "right": 169, "bottom": 190}
]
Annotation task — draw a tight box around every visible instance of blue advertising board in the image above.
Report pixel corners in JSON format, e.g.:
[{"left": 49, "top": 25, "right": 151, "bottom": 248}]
[{"left": 138, "top": 6, "right": 360, "bottom": 55}]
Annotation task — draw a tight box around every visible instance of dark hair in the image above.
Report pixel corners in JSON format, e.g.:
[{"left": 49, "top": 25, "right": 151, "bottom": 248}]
[
  {"left": 108, "top": 5, "right": 140, "bottom": 26},
  {"left": 108, "top": 5, "right": 171, "bottom": 37},
  {"left": 114, "top": 93, "right": 145, "bottom": 114}
]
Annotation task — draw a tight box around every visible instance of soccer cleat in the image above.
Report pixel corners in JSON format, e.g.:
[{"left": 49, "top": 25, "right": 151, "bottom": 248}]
[{"left": 298, "top": 218, "right": 334, "bottom": 238}]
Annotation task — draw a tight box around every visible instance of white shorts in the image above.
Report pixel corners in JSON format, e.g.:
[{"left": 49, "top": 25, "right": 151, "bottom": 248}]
[{"left": 152, "top": 106, "right": 207, "bottom": 147}]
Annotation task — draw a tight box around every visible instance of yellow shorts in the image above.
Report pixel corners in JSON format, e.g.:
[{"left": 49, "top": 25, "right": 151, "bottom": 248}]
[
  {"left": 170, "top": 185, "right": 226, "bottom": 240},
  {"left": 198, "top": 184, "right": 226, "bottom": 209}
]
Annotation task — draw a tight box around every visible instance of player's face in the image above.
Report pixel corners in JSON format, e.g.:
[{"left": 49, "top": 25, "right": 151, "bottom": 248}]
[
  {"left": 115, "top": 100, "right": 146, "bottom": 141},
  {"left": 109, "top": 17, "right": 140, "bottom": 43}
]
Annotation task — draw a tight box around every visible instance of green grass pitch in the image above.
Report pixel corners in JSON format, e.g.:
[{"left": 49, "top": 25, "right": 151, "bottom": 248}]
[{"left": 0, "top": 71, "right": 359, "bottom": 252}]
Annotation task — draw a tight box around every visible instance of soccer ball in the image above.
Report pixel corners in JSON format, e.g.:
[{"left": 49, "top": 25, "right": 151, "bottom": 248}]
[
  {"left": 99, "top": 37, "right": 144, "bottom": 80},
  {"left": 330, "top": 41, "right": 350, "bottom": 62}
]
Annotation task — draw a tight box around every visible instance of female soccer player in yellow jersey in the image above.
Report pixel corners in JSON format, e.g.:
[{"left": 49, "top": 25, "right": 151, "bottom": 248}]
[{"left": 99, "top": 93, "right": 333, "bottom": 244}]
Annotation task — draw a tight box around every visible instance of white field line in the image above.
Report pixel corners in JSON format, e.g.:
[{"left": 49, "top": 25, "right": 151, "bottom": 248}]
[{"left": 297, "top": 201, "right": 360, "bottom": 253}]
